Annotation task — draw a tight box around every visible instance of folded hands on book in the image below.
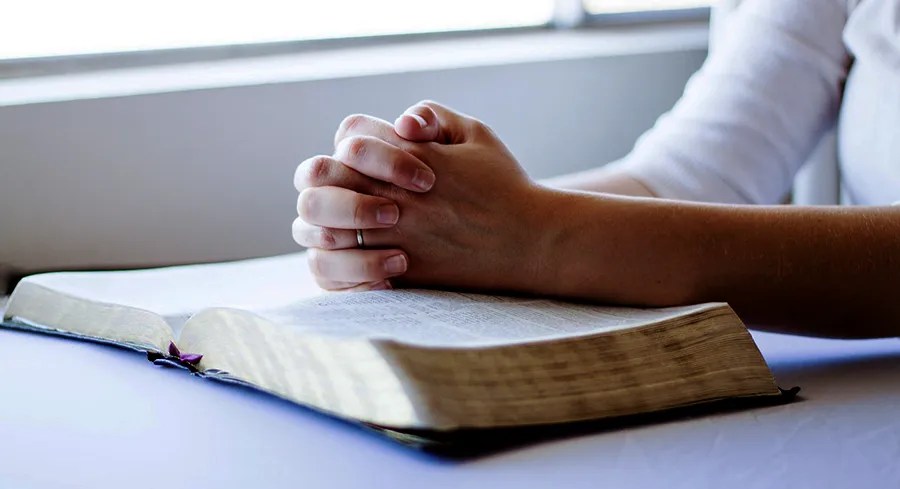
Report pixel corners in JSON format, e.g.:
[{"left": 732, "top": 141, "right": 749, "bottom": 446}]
[
  {"left": 292, "top": 101, "right": 547, "bottom": 297},
  {"left": 292, "top": 99, "right": 900, "bottom": 339}
]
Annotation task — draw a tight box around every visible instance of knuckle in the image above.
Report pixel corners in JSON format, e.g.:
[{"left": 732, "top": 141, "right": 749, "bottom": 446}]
[
  {"left": 338, "top": 114, "right": 367, "bottom": 137},
  {"left": 318, "top": 228, "right": 338, "bottom": 249},
  {"left": 343, "top": 135, "right": 369, "bottom": 160},
  {"left": 307, "top": 155, "right": 331, "bottom": 185},
  {"left": 470, "top": 119, "right": 496, "bottom": 138},
  {"left": 296, "top": 156, "right": 332, "bottom": 189}
]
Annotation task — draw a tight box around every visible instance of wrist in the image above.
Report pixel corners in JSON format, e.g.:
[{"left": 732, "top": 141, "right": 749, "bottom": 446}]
[
  {"left": 514, "top": 184, "right": 581, "bottom": 297},
  {"left": 519, "top": 188, "right": 702, "bottom": 305}
]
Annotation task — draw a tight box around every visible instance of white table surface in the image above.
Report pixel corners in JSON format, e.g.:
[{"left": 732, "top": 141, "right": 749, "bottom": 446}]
[{"left": 1, "top": 324, "right": 899, "bottom": 489}]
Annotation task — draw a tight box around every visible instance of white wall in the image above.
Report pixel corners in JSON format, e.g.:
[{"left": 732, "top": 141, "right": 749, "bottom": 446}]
[{"left": 0, "top": 42, "right": 706, "bottom": 272}]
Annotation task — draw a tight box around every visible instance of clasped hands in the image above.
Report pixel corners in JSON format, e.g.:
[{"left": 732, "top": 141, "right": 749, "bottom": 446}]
[{"left": 293, "top": 101, "right": 550, "bottom": 293}]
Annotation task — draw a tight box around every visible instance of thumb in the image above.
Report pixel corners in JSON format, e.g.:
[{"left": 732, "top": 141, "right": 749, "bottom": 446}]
[{"left": 393, "top": 100, "right": 471, "bottom": 145}]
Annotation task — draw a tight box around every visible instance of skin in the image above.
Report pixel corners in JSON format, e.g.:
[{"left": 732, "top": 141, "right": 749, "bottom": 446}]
[{"left": 294, "top": 101, "right": 900, "bottom": 339}]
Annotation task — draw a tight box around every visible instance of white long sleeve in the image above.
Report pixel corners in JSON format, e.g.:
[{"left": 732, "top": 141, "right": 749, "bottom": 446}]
[{"left": 617, "top": 0, "right": 852, "bottom": 204}]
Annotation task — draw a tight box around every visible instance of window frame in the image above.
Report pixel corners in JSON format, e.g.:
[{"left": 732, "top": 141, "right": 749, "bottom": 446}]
[
  {"left": 0, "top": 1, "right": 710, "bottom": 79},
  {"left": 581, "top": 6, "right": 710, "bottom": 26}
]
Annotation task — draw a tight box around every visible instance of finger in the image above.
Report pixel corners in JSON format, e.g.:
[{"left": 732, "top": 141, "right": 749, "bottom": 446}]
[
  {"left": 313, "top": 275, "right": 363, "bottom": 291},
  {"left": 292, "top": 217, "right": 400, "bottom": 250},
  {"left": 393, "top": 105, "right": 439, "bottom": 142},
  {"left": 334, "top": 114, "right": 405, "bottom": 149},
  {"left": 344, "top": 280, "right": 393, "bottom": 292},
  {"left": 292, "top": 217, "right": 359, "bottom": 250},
  {"left": 308, "top": 248, "right": 408, "bottom": 282},
  {"left": 294, "top": 155, "right": 376, "bottom": 193},
  {"left": 399, "top": 100, "right": 477, "bottom": 145},
  {"left": 297, "top": 186, "right": 400, "bottom": 229},
  {"left": 314, "top": 276, "right": 392, "bottom": 292},
  {"left": 335, "top": 135, "right": 435, "bottom": 193}
]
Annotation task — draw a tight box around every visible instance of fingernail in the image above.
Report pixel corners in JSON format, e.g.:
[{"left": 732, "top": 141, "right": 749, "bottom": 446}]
[
  {"left": 412, "top": 169, "right": 435, "bottom": 192},
  {"left": 376, "top": 204, "right": 399, "bottom": 224},
  {"left": 384, "top": 255, "right": 407, "bottom": 274},
  {"left": 407, "top": 113, "right": 427, "bottom": 129}
]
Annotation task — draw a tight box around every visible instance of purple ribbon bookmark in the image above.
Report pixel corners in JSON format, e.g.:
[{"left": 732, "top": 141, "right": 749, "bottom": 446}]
[{"left": 168, "top": 341, "right": 203, "bottom": 365}]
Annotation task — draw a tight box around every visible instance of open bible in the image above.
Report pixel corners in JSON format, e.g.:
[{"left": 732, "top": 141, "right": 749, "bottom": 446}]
[{"left": 2, "top": 253, "right": 788, "bottom": 447}]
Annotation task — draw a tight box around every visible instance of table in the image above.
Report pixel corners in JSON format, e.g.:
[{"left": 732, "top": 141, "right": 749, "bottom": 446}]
[{"left": 1, "top": 324, "right": 899, "bottom": 488}]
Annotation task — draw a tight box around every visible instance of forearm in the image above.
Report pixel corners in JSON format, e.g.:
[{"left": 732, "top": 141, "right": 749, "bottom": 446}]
[
  {"left": 540, "top": 163, "right": 657, "bottom": 198},
  {"left": 530, "top": 189, "right": 900, "bottom": 338}
]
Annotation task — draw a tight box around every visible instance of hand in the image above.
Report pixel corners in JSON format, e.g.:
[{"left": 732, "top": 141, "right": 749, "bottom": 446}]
[
  {"left": 293, "top": 101, "right": 551, "bottom": 293},
  {"left": 292, "top": 104, "right": 442, "bottom": 291}
]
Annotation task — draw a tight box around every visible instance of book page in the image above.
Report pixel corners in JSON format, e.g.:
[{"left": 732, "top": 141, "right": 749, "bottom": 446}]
[
  {"left": 13, "top": 252, "right": 318, "bottom": 335},
  {"left": 255, "top": 289, "right": 721, "bottom": 346}
]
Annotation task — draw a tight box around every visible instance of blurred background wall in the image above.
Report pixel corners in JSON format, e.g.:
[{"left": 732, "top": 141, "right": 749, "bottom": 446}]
[{"left": 0, "top": 30, "right": 707, "bottom": 273}]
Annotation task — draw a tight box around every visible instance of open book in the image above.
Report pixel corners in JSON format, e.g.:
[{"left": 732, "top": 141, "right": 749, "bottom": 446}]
[{"left": 2, "top": 253, "right": 787, "bottom": 444}]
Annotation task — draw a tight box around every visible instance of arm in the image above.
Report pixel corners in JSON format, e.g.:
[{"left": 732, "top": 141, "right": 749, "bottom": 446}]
[
  {"left": 294, "top": 102, "right": 900, "bottom": 339},
  {"left": 532, "top": 190, "right": 900, "bottom": 338},
  {"left": 540, "top": 163, "right": 657, "bottom": 197},
  {"left": 549, "top": 0, "right": 852, "bottom": 204}
]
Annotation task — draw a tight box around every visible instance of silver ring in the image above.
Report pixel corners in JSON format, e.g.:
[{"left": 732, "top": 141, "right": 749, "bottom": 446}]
[{"left": 356, "top": 229, "right": 365, "bottom": 248}]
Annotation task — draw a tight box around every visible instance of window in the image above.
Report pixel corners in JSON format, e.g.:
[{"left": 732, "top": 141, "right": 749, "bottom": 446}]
[
  {"left": 0, "top": 1, "right": 554, "bottom": 61},
  {"left": 1, "top": 0, "right": 709, "bottom": 62}
]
